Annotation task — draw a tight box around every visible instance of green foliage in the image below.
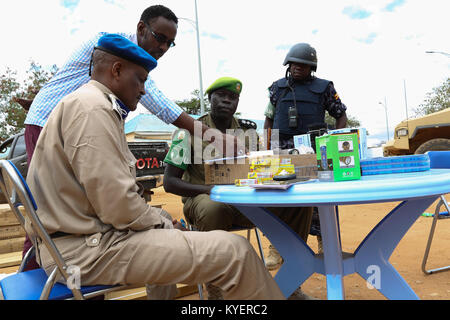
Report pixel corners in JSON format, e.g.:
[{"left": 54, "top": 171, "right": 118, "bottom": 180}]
[
  {"left": 413, "top": 77, "right": 450, "bottom": 117},
  {"left": 325, "top": 113, "right": 361, "bottom": 129},
  {"left": 174, "top": 89, "right": 210, "bottom": 115},
  {"left": 0, "top": 61, "right": 57, "bottom": 141}
]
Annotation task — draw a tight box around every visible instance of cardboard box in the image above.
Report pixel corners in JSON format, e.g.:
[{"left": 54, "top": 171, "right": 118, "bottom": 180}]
[
  {"left": 327, "top": 127, "right": 368, "bottom": 160},
  {"left": 315, "top": 133, "right": 361, "bottom": 181},
  {"left": 204, "top": 154, "right": 317, "bottom": 185}
]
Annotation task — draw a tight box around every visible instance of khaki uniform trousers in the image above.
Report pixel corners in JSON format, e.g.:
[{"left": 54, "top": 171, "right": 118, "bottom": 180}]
[
  {"left": 41, "top": 211, "right": 284, "bottom": 300},
  {"left": 183, "top": 194, "right": 313, "bottom": 242}
]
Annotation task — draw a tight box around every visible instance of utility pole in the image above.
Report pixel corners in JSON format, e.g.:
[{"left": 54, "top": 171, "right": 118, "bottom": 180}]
[
  {"left": 379, "top": 98, "right": 390, "bottom": 141},
  {"left": 403, "top": 79, "right": 409, "bottom": 120},
  {"left": 194, "top": 0, "right": 205, "bottom": 115},
  {"left": 178, "top": 1, "right": 206, "bottom": 115}
]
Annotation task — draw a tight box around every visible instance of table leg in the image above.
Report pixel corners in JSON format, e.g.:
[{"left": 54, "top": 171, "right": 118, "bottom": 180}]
[
  {"left": 353, "top": 197, "right": 438, "bottom": 300},
  {"left": 317, "top": 205, "right": 345, "bottom": 300},
  {"left": 235, "top": 206, "right": 316, "bottom": 298}
]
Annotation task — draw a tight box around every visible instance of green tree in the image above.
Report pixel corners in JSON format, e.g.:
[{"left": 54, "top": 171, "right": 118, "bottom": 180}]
[
  {"left": 325, "top": 113, "right": 361, "bottom": 130},
  {"left": 0, "top": 61, "right": 57, "bottom": 141},
  {"left": 413, "top": 77, "right": 450, "bottom": 117},
  {"left": 174, "top": 89, "right": 210, "bottom": 115}
]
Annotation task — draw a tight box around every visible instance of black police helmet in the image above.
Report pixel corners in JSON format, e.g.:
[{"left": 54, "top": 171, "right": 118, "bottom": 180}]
[{"left": 283, "top": 43, "right": 318, "bottom": 71}]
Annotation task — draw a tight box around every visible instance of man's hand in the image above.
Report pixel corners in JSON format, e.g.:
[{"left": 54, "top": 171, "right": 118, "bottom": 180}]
[
  {"left": 172, "top": 219, "right": 188, "bottom": 231},
  {"left": 12, "top": 97, "right": 33, "bottom": 110},
  {"left": 209, "top": 132, "right": 247, "bottom": 157}
]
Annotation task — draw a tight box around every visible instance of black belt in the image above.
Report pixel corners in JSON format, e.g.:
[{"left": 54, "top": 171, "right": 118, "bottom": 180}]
[{"left": 50, "top": 231, "right": 71, "bottom": 239}]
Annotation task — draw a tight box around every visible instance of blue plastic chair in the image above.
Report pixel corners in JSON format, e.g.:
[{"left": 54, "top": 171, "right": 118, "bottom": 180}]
[
  {"left": 0, "top": 160, "right": 130, "bottom": 300},
  {"left": 421, "top": 151, "right": 450, "bottom": 274}
]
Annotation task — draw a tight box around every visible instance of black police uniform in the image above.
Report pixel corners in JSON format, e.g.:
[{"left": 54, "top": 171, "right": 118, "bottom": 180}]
[{"left": 269, "top": 75, "right": 347, "bottom": 149}]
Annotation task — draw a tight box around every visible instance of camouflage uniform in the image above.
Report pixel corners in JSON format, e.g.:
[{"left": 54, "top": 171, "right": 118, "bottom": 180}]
[{"left": 164, "top": 113, "right": 312, "bottom": 239}]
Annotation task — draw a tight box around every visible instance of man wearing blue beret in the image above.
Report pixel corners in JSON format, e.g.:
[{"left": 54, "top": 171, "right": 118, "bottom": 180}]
[
  {"left": 20, "top": 4, "right": 242, "bottom": 272},
  {"left": 26, "top": 35, "right": 285, "bottom": 301}
]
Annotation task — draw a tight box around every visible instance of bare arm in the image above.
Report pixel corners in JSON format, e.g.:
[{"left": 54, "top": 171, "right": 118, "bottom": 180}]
[
  {"left": 172, "top": 112, "right": 244, "bottom": 156},
  {"left": 335, "top": 111, "right": 348, "bottom": 129},
  {"left": 264, "top": 116, "right": 273, "bottom": 130},
  {"left": 163, "top": 163, "right": 213, "bottom": 198},
  {"left": 172, "top": 111, "right": 209, "bottom": 138}
]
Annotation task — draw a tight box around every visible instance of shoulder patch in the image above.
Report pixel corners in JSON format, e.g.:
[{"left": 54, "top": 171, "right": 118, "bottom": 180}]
[{"left": 238, "top": 118, "right": 257, "bottom": 130}]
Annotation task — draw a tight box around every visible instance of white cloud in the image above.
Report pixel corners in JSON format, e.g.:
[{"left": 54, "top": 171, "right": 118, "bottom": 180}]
[{"left": 1, "top": 0, "right": 449, "bottom": 141}]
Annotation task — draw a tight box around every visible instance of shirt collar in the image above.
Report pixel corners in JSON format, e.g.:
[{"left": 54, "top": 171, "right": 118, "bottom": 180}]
[
  {"left": 88, "top": 80, "right": 131, "bottom": 120},
  {"left": 114, "top": 97, "right": 131, "bottom": 120},
  {"left": 203, "top": 113, "right": 241, "bottom": 130}
]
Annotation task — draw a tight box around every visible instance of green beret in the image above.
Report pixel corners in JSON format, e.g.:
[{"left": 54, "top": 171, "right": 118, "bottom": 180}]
[{"left": 205, "top": 77, "right": 243, "bottom": 95}]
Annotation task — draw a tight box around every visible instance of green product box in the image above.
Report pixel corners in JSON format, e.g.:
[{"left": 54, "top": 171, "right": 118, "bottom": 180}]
[{"left": 315, "top": 133, "right": 361, "bottom": 181}]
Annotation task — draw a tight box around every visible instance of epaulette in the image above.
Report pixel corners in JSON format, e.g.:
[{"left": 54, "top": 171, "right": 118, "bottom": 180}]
[{"left": 238, "top": 118, "right": 257, "bottom": 130}]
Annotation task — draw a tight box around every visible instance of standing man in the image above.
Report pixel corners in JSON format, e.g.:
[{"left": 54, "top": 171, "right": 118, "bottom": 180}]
[
  {"left": 21, "top": 5, "right": 238, "bottom": 271},
  {"left": 26, "top": 34, "right": 285, "bottom": 300},
  {"left": 263, "top": 42, "right": 348, "bottom": 268},
  {"left": 164, "top": 77, "right": 315, "bottom": 300},
  {"left": 264, "top": 42, "right": 347, "bottom": 149}
]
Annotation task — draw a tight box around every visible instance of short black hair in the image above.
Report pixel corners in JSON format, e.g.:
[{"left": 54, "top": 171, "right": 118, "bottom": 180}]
[{"left": 140, "top": 5, "right": 178, "bottom": 25}]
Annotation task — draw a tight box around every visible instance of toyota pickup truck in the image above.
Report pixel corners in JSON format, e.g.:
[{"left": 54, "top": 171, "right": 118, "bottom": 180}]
[{"left": 0, "top": 131, "right": 169, "bottom": 203}]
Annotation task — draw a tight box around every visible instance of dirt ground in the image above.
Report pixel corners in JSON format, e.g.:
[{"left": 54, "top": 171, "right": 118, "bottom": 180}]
[{"left": 150, "top": 186, "right": 450, "bottom": 300}]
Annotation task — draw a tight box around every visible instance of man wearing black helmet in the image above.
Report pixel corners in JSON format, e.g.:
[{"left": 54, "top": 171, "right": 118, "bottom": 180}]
[
  {"left": 263, "top": 43, "right": 348, "bottom": 271},
  {"left": 264, "top": 43, "right": 347, "bottom": 149}
]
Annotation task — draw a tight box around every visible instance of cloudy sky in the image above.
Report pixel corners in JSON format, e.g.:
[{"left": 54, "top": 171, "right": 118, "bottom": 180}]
[{"left": 1, "top": 0, "right": 449, "bottom": 141}]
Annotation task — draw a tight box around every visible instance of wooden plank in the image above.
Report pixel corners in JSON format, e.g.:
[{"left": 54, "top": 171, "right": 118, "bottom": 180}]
[
  {"left": 0, "top": 206, "right": 21, "bottom": 227},
  {"left": 105, "top": 284, "right": 198, "bottom": 300},
  {"left": 0, "top": 225, "right": 26, "bottom": 240},
  {"left": 0, "top": 237, "right": 25, "bottom": 255},
  {"left": 0, "top": 251, "right": 22, "bottom": 268},
  {"left": 0, "top": 265, "right": 19, "bottom": 274}
]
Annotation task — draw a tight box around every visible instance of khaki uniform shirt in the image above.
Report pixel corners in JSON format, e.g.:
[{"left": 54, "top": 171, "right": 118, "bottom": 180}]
[{"left": 27, "top": 80, "right": 170, "bottom": 272}]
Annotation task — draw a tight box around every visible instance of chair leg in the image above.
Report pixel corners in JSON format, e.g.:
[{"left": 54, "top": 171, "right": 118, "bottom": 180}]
[
  {"left": 186, "top": 222, "right": 206, "bottom": 299},
  {"left": 254, "top": 228, "right": 266, "bottom": 265},
  {"left": 197, "top": 284, "right": 204, "bottom": 300},
  {"left": 18, "top": 246, "right": 36, "bottom": 273},
  {"left": 421, "top": 195, "right": 450, "bottom": 274}
]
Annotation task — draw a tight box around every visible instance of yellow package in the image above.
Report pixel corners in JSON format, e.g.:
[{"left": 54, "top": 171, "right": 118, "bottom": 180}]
[
  {"left": 235, "top": 179, "right": 258, "bottom": 186},
  {"left": 248, "top": 171, "right": 274, "bottom": 179},
  {"left": 276, "top": 164, "right": 295, "bottom": 175}
]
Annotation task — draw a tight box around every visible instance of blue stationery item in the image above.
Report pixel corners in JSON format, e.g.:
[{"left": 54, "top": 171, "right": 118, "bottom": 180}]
[{"left": 360, "top": 154, "right": 430, "bottom": 176}]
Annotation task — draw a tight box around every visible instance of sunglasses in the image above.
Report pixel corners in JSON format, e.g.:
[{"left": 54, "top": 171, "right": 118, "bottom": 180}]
[{"left": 144, "top": 22, "right": 176, "bottom": 48}]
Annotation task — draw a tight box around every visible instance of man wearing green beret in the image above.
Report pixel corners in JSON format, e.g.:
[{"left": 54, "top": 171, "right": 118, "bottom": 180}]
[{"left": 163, "top": 77, "right": 315, "bottom": 300}]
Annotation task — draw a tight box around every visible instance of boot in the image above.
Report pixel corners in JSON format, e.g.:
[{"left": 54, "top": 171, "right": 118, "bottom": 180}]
[
  {"left": 205, "top": 283, "right": 224, "bottom": 300},
  {"left": 265, "top": 244, "right": 283, "bottom": 270},
  {"left": 317, "top": 235, "right": 323, "bottom": 254},
  {"left": 288, "top": 287, "right": 318, "bottom": 300}
]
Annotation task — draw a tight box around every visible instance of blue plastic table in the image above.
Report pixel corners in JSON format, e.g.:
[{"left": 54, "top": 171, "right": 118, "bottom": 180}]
[{"left": 210, "top": 169, "right": 450, "bottom": 300}]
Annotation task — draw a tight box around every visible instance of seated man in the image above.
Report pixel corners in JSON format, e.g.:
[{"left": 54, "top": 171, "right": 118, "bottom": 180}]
[
  {"left": 26, "top": 34, "right": 284, "bottom": 300},
  {"left": 163, "top": 77, "right": 314, "bottom": 300}
]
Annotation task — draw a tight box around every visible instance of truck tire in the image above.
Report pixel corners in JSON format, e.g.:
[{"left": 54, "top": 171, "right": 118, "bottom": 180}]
[{"left": 414, "top": 138, "right": 450, "bottom": 154}]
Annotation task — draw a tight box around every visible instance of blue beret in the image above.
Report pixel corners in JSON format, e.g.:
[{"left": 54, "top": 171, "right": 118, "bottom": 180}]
[{"left": 96, "top": 34, "right": 157, "bottom": 72}]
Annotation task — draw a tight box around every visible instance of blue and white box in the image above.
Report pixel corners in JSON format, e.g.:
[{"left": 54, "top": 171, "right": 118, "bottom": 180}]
[
  {"left": 328, "top": 127, "right": 368, "bottom": 159},
  {"left": 293, "top": 134, "right": 312, "bottom": 149}
]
